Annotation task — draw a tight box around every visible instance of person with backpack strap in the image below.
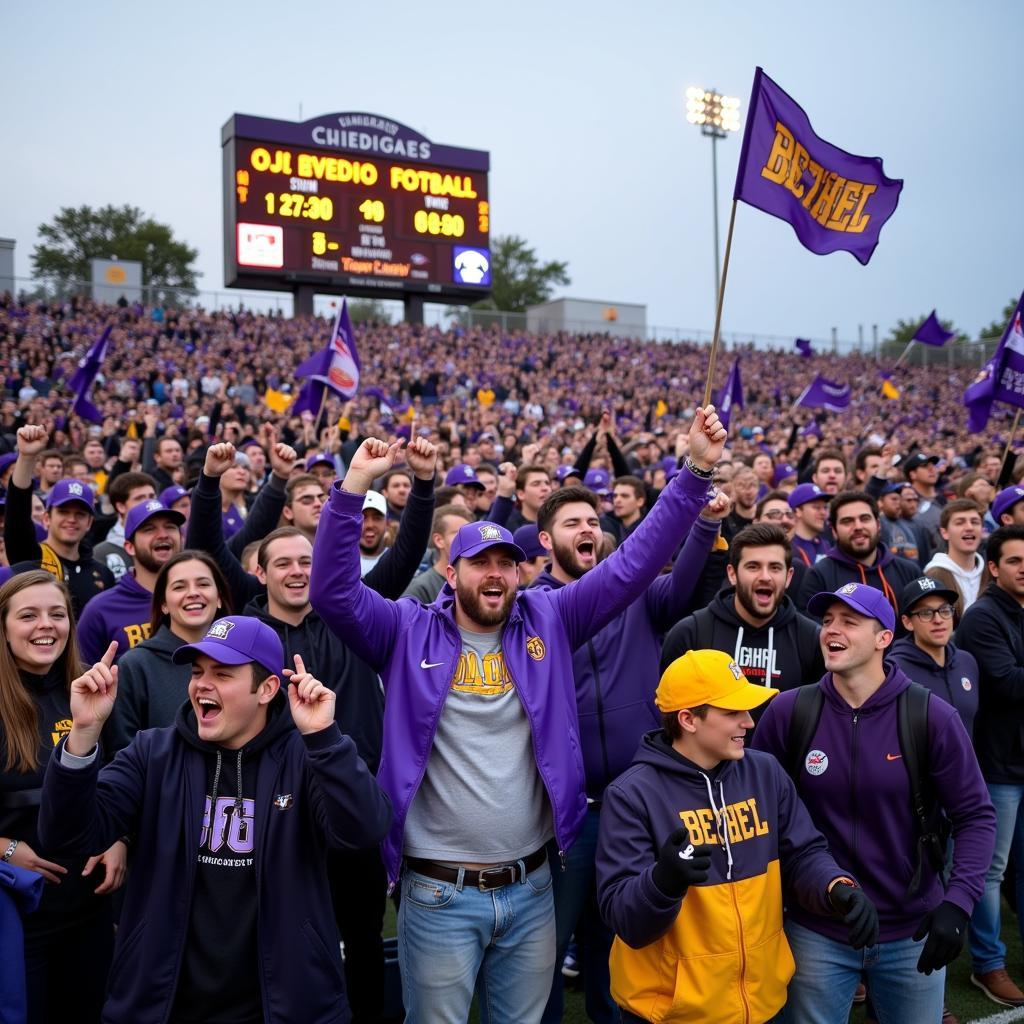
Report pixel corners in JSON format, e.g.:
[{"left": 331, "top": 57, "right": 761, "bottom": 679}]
[{"left": 751, "top": 583, "right": 995, "bottom": 1024}]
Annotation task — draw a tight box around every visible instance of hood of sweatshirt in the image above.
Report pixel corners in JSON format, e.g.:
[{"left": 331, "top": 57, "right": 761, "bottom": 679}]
[
  {"left": 927, "top": 551, "right": 984, "bottom": 587},
  {"left": 825, "top": 539, "right": 899, "bottom": 571}
]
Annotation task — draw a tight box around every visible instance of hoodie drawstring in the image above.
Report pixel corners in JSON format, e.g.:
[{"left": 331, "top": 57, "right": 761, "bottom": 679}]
[
  {"left": 209, "top": 748, "right": 244, "bottom": 814},
  {"left": 211, "top": 750, "right": 223, "bottom": 809},
  {"left": 699, "top": 771, "right": 734, "bottom": 880},
  {"left": 733, "top": 627, "right": 744, "bottom": 665},
  {"left": 235, "top": 750, "right": 244, "bottom": 814},
  {"left": 858, "top": 563, "right": 899, "bottom": 620}
]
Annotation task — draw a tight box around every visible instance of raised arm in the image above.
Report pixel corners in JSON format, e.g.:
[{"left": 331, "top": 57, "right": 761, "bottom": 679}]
[
  {"left": 225, "top": 441, "right": 297, "bottom": 556},
  {"left": 4, "top": 425, "right": 47, "bottom": 565}
]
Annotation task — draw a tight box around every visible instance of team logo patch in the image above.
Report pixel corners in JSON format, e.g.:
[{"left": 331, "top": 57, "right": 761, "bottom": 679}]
[
  {"left": 838, "top": 583, "right": 858, "bottom": 596},
  {"left": 805, "top": 750, "right": 829, "bottom": 776},
  {"left": 273, "top": 794, "right": 293, "bottom": 810},
  {"left": 67, "top": 482, "right": 84, "bottom": 496},
  {"left": 145, "top": 499, "right": 163, "bottom": 512},
  {"left": 962, "top": 677, "right": 973, "bottom": 692},
  {"left": 727, "top": 660, "right": 743, "bottom": 680},
  {"left": 479, "top": 525, "right": 502, "bottom": 541},
  {"left": 206, "top": 619, "right": 235, "bottom": 640},
  {"left": 526, "top": 636, "right": 546, "bottom": 661}
]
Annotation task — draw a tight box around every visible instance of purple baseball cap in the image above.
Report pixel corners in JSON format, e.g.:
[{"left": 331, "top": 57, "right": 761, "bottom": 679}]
[
  {"left": 513, "top": 524, "right": 547, "bottom": 561},
  {"left": 160, "top": 485, "right": 190, "bottom": 508},
  {"left": 772, "top": 462, "right": 797, "bottom": 487},
  {"left": 125, "top": 499, "right": 185, "bottom": 540},
  {"left": 555, "top": 465, "right": 582, "bottom": 484},
  {"left": 993, "top": 486, "right": 1024, "bottom": 522},
  {"left": 45, "top": 479, "right": 95, "bottom": 513},
  {"left": 445, "top": 463, "right": 485, "bottom": 489},
  {"left": 807, "top": 582, "right": 896, "bottom": 633},
  {"left": 238, "top": 437, "right": 264, "bottom": 452},
  {"left": 172, "top": 616, "right": 284, "bottom": 676},
  {"left": 788, "top": 483, "right": 827, "bottom": 509},
  {"left": 305, "top": 453, "right": 335, "bottom": 473},
  {"left": 0, "top": 453, "right": 17, "bottom": 476},
  {"left": 449, "top": 521, "right": 526, "bottom": 563},
  {"left": 584, "top": 468, "right": 610, "bottom": 494}
]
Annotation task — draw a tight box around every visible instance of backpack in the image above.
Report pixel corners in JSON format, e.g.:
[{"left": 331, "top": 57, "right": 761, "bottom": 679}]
[{"left": 785, "top": 682, "right": 950, "bottom": 898}]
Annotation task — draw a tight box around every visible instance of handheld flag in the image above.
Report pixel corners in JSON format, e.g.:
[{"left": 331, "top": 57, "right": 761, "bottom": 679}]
[
  {"left": 295, "top": 299, "right": 361, "bottom": 399},
  {"left": 795, "top": 338, "right": 814, "bottom": 359},
  {"left": 912, "top": 310, "right": 955, "bottom": 348},
  {"left": 879, "top": 371, "right": 901, "bottom": 400},
  {"left": 795, "top": 374, "right": 851, "bottom": 412},
  {"left": 733, "top": 68, "right": 903, "bottom": 265},
  {"left": 717, "top": 358, "right": 744, "bottom": 430},
  {"left": 68, "top": 325, "right": 112, "bottom": 424},
  {"left": 963, "top": 291, "right": 1024, "bottom": 433}
]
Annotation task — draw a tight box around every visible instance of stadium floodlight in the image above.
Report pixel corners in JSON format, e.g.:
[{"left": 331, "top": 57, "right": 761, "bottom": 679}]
[{"left": 685, "top": 87, "right": 741, "bottom": 310}]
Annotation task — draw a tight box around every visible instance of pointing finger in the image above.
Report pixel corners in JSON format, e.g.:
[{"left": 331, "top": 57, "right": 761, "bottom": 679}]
[
  {"left": 293, "top": 653, "right": 306, "bottom": 676},
  {"left": 100, "top": 641, "right": 119, "bottom": 668}
]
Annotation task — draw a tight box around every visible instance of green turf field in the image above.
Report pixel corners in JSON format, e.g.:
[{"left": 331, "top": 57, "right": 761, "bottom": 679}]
[{"left": 386, "top": 903, "right": 1024, "bottom": 1022}]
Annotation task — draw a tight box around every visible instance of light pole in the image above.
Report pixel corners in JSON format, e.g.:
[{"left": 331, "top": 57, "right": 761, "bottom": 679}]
[{"left": 686, "top": 87, "right": 741, "bottom": 311}]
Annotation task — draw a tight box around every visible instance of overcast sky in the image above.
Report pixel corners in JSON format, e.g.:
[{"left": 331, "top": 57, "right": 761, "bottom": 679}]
[{"left": 4, "top": 0, "right": 1021, "bottom": 344}]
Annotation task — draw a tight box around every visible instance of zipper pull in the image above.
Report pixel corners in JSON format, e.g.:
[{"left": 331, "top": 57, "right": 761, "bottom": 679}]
[{"left": 559, "top": 849, "right": 567, "bottom": 872}]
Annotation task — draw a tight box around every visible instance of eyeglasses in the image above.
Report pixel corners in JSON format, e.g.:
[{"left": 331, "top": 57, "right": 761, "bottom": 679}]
[
  {"left": 761, "top": 510, "right": 795, "bottom": 521},
  {"left": 908, "top": 604, "right": 954, "bottom": 621}
]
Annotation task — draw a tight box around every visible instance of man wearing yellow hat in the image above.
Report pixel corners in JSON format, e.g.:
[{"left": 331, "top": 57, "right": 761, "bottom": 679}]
[{"left": 595, "top": 650, "right": 877, "bottom": 1024}]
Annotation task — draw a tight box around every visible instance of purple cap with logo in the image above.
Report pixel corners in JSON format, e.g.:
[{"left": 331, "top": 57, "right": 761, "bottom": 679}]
[
  {"left": 445, "top": 463, "right": 485, "bottom": 489},
  {"left": 172, "top": 616, "right": 284, "bottom": 676},
  {"left": 449, "top": 521, "right": 526, "bottom": 563},
  {"left": 788, "top": 483, "right": 827, "bottom": 509},
  {"left": 0, "top": 453, "right": 18, "bottom": 476},
  {"left": 512, "top": 523, "right": 547, "bottom": 561},
  {"left": 772, "top": 462, "right": 797, "bottom": 487},
  {"left": 584, "top": 468, "right": 610, "bottom": 495},
  {"left": 807, "top": 582, "right": 896, "bottom": 633},
  {"left": 305, "top": 453, "right": 335, "bottom": 473},
  {"left": 160, "top": 485, "right": 190, "bottom": 508},
  {"left": 45, "top": 478, "right": 95, "bottom": 512},
  {"left": 125, "top": 499, "right": 185, "bottom": 540},
  {"left": 555, "top": 465, "right": 582, "bottom": 484},
  {"left": 993, "top": 486, "right": 1024, "bottom": 522}
]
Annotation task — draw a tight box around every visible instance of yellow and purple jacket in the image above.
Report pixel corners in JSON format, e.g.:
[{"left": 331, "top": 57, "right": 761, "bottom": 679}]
[{"left": 596, "top": 732, "right": 847, "bottom": 1024}]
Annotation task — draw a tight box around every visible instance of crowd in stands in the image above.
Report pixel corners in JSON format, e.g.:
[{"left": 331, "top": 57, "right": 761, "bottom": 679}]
[{"left": 2, "top": 290, "right": 1024, "bottom": 1024}]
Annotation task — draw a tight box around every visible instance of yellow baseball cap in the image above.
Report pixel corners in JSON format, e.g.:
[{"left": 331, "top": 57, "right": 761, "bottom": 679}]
[{"left": 655, "top": 650, "right": 778, "bottom": 713}]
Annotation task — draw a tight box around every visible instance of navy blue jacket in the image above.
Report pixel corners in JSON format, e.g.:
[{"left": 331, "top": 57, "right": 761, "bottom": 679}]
[
  {"left": 886, "top": 636, "right": 979, "bottom": 738},
  {"left": 39, "top": 696, "right": 391, "bottom": 1024}
]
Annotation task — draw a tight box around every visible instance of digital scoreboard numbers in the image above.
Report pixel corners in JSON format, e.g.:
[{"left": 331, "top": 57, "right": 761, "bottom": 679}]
[{"left": 222, "top": 113, "right": 491, "bottom": 302}]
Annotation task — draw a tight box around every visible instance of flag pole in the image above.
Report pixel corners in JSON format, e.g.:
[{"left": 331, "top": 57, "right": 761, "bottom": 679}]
[
  {"left": 893, "top": 341, "right": 915, "bottom": 367},
  {"left": 1002, "top": 409, "right": 1022, "bottom": 469},
  {"left": 315, "top": 386, "right": 329, "bottom": 437},
  {"left": 703, "top": 199, "right": 739, "bottom": 408}
]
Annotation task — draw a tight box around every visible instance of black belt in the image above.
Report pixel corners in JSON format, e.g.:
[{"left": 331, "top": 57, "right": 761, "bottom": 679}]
[{"left": 406, "top": 847, "right": 547, "bottom": 891}]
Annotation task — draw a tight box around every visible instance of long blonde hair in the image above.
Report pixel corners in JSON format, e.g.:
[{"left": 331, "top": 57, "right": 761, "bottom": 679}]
[{"left": 0, "top": 571, "right": 82, "bottom": 773}]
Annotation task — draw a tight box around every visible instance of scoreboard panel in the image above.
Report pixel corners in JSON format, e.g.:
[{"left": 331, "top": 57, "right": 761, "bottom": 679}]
[{"left": 222, "top": 113, "right": 491, "bottom": 300}]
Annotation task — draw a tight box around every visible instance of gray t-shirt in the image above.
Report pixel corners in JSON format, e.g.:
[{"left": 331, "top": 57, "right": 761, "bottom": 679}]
[{"left": 403, "top": 626, "right": 552, "bottom": 863}]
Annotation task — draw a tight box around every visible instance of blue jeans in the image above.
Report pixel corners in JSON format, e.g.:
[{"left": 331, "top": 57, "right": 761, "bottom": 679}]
[
  {"left": 774, "top": 920, "right": 944, "bottom": 1024},
  {"left": 541, "top": 805, "right": 617, "bottom": 1024},
  {"left": 969, "top": 782, "right": 1024, "bottom": 973},
  {"left": 397, "top": 859, "right": 556, "bottom": 1024}
]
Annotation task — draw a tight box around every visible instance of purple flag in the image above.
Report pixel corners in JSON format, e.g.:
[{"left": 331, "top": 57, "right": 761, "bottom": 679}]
[
  {"left": 801, "top": 420, "right": 823, "bottom": 438},
  {"left": 716, "top": 357, "right": 743, "bottom": 430},
  {"left": 734, "top": 68, "right": 903, "bottom": 265},
  {"left": 290, "top": 378, "right": 328, "bottom": 419},
  {"left": 795, "top": 338, "right": 814, "bottom": 358},
  {"left": 795, "top": 374, "right": 851, "bottom": 412},
  {"left": 296, "top": 299, "right": 361, "bottom": 399},
  {"left": 912, "top": 310, "right": 955, "bottom": 347},
  {"left": 963, "top": 291, "right": 1024, "bottom": 432},
  {"left": 68, "top": 325, "right": 111, "bottom": 424}
]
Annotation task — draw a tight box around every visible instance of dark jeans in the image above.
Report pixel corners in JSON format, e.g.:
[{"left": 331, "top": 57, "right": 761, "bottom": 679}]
[
  {"left": 25, "top": 913, "right": 114, "bottom": 1024},
  {"left": 329, "top": 844, "right": 388, "bottom": 1024}
]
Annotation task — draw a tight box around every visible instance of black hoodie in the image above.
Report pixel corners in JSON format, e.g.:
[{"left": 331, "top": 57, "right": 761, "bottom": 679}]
[{"left": 661, "top": 588, "right": 824, "bottom": 694}]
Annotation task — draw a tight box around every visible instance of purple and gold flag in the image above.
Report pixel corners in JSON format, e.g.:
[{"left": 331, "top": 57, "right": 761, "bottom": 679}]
[
  {"left": 295, "top": 299, "right": 361, "bottom": 399},
  {"left": 912, "top": 310, "right": 955, "bottom": 347},
  {"left": 963, "top": 291, "right": 1024, "bottom": 432},
  {"left": 795, "top": 374, "right": 851, "bottom": 412},
  {"left": 734, "top": 68, "right": 903, "bottom": 265}
]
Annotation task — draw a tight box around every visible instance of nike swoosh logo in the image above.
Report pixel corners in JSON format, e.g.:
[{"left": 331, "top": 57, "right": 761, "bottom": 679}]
[
  {"left": 885, "top": 753, "right": 903, "bottom": 761},
  {"left": 420, "top": 659, "right": 445, "bottom": 669}
]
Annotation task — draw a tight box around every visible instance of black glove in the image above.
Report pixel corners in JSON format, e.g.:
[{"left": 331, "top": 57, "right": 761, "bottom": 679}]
[
  {"left": 829, "top": 882, "right": 879, "bottom": 949},
  {"left": 651, "top": 829, "right": 712, "bottom": 898},
  {"left": 913, "top": 901, "right": 969, "bottom": 975}
]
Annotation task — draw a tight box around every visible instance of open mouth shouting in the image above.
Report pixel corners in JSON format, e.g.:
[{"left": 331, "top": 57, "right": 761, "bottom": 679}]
[
  {"left": 196, "top": 695, "right": 222, "bottom": 724},
  {"left": 575, "top": 536, "right": 597, "bottom": 567}
]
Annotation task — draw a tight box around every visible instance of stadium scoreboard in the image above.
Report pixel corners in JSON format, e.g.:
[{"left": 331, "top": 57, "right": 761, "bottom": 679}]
[{"left": 222, "top": 113, "right": 491, "bottom": 309}]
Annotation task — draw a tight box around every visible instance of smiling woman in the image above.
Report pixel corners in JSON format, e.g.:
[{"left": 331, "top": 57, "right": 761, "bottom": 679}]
[{"left": 0, "top": 570, "right": 120, "bottom": 1022}]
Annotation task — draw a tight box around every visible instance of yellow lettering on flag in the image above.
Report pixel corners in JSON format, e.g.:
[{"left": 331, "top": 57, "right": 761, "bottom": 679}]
[
  {"left": 761, "top": 122, "right": 796, "bottom": 185},
  {"left": 263, "top": 388, "right": 293, "bottom": 414}
]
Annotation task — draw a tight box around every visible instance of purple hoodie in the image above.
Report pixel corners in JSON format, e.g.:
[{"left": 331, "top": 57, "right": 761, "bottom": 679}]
[
  {"left": 310, "top": 466, "right": 713, "bottom": 884},
  {"left": 752, "top": 666, "right": 995, "bottom": 941},
  {"left": 76, "top": 573, "right": 152, "bottom": 664}
]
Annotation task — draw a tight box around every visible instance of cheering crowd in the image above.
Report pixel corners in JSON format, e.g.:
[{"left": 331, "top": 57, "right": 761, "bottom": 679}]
[{"left": 2, "top": 291, "right": 1024, "bottom": 1024}]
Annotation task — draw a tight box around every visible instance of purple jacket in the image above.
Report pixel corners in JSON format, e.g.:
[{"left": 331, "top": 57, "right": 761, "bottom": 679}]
[
  {"left": 76, "top": 572, "right": 152, "bottom": 664},
  {"left": 310, "top": 466, "right": 713, "bottom": 883},
  {"left": 752, "top": 666, "right": 996, "bottom": 941},
  {"left": 531, "top": 515, "right": 721, "bottom": 797}
]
